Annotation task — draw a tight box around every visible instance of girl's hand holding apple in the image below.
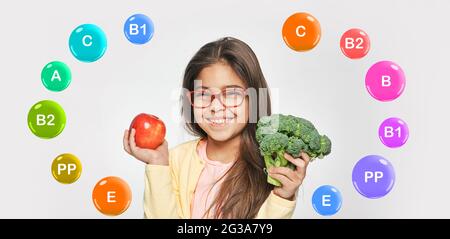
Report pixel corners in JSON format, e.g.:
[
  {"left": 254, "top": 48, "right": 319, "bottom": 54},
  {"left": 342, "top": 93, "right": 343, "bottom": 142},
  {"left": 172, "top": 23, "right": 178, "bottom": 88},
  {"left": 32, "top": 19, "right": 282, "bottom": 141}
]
[{"left": 123, "top": 113, "right": 169, "bottom": 166}]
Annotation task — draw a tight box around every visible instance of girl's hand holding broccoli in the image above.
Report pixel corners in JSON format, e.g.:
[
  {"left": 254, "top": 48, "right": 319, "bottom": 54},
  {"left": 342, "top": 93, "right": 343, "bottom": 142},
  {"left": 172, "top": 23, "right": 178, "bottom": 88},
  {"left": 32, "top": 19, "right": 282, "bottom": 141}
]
[
  {"left": 123, "top": 128, "right": 169, "bottom": 166},
  {"left": 268, "top": 152, "right": 310, "bottom": 201},
  {"left": 257, "top": 114, "right": 332, "bottom": 200}
]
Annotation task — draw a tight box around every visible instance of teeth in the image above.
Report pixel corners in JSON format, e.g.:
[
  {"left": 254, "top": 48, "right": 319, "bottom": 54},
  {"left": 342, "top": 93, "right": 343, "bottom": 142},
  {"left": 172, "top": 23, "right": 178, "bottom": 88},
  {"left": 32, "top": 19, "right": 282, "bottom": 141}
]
[{"left": 207, "top": 117, "right": 234, "bottom": 124}]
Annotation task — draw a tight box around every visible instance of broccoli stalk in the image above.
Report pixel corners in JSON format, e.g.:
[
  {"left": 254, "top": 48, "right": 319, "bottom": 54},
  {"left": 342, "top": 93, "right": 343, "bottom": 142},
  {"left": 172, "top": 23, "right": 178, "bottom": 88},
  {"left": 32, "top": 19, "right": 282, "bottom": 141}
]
[
  {"left": 263, "top": 154, "right": 282, "bottom": 186},
  {"left": 258, "top": 132, "right": 289, "bottom": 186},
  {"left": 256, "top": 114, "right": 332, "bottom": 186}
]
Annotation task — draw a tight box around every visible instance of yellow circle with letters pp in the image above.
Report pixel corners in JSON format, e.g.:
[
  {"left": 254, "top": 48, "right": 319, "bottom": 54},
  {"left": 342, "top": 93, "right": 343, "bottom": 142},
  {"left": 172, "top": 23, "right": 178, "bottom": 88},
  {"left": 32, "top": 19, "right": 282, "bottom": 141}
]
[{"left": 51, "top": 153, "right": 82, "bottom": 184}]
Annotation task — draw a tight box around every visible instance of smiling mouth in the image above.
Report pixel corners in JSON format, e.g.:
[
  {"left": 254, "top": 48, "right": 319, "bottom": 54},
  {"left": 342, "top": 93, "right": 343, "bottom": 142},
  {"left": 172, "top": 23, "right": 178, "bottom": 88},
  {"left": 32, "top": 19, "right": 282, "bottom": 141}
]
[{"left": 205, "top": 116, "right": 236, "bottom": 126}]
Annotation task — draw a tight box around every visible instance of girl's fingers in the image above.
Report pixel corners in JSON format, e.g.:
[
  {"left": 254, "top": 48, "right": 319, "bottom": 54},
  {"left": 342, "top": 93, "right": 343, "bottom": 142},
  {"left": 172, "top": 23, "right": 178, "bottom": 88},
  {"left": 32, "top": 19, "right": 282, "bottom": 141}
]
[
  {"left": 154, "top": 140, "right": 169, "bottom": 160},
  {"left": 300, "top": 151, "right": 311, "bottom": 166},
  {"left": 269, "top": 172, "right": 291, "bottom": 187},
  {"left": 270, "top": 167, "right": 297, "bottom": 182},
  {"left": 129, "top": 128, "right": 140, "bottom": 153},
  {"left": 123, "top": 129, "right": 131, "bottom": 154},
  {"left": 284, "top": 153, "right": 307, "bottom": 174},
  {"left": 283, "top": 153, "right": 294, "bottom": 161},
  {"left": 156, "top": 140, "right": 168, "bottom": 152}
]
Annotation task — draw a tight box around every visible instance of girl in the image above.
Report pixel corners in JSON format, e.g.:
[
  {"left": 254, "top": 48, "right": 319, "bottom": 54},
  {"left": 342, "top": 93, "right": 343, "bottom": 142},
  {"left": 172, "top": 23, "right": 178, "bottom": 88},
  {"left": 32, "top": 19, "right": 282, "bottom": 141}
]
[{"left": 123, "top": 37, "right": 310, "bottom": 219}]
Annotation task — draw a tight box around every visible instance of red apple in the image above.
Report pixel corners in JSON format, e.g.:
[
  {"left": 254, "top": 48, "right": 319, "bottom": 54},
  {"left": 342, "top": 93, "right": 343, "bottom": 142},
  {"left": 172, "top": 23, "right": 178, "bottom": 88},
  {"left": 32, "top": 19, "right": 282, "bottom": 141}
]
[{"left": 129, "top": 113, "right": 166, "bottom": 149}]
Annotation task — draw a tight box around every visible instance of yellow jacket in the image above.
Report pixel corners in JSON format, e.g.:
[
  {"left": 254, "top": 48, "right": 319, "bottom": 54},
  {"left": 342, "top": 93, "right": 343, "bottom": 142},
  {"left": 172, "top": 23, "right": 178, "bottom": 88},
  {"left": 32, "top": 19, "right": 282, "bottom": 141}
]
[{"left": 144, "top": 138, "right": 297, "bottom": 218}]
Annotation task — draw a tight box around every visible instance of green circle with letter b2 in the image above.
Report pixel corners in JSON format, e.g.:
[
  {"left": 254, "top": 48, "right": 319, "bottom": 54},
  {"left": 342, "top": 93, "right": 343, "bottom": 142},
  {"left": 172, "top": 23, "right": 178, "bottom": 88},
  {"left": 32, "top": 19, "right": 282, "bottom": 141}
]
[{"left": 28, "top": 100, "right": 66, "bottom": 139}]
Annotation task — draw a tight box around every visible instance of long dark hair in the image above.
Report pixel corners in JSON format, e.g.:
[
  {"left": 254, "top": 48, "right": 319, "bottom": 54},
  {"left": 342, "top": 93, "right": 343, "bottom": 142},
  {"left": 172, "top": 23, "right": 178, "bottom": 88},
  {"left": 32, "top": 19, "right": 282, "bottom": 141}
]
[{"left": 181, "top": 37, "right": 273, "bottom": 218}]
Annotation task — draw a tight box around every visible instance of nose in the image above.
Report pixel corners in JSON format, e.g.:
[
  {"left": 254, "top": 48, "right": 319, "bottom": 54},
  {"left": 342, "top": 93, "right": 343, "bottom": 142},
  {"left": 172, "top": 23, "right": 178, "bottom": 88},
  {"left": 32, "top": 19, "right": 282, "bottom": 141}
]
[{"left": 209, "top": 95, "right": 225, "bottom": 113}]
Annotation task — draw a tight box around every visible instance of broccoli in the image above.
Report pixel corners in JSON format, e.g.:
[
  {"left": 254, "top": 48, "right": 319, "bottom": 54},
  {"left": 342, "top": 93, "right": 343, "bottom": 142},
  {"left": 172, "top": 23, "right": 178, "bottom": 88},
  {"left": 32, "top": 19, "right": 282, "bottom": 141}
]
[
  {"left": 286, "top": 137, "right": 307, "bottom": 158},
  {"left": 256, "top": 114, "right": 332, "bottom": 186}
]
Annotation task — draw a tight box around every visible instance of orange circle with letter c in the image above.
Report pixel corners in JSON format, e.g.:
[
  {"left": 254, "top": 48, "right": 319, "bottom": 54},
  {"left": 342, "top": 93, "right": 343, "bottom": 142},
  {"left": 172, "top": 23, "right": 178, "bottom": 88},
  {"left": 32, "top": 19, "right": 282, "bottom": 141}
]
[{"left": 282, "top": 12, "right": 321, "bottom": 52}]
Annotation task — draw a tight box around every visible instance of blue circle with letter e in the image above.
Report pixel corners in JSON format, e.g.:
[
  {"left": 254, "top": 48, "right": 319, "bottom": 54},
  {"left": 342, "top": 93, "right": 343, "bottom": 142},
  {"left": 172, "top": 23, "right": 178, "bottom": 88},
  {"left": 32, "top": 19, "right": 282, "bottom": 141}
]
[
  {"left": 312, "top": 185, "right": 342, "bottom": 216},
  {"left": 124, "top": 14, "right": 154, "bottom": 44},
  {"left": 69, "top": 24, "right": 107, "bottom": 62}
]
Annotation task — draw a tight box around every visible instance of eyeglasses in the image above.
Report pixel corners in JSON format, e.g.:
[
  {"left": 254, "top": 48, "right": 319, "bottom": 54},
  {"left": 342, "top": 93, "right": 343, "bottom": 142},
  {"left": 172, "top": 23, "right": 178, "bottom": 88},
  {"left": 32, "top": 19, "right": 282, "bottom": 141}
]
[{"left": 187, "top": 87, "right": 247, "bottom": 108}]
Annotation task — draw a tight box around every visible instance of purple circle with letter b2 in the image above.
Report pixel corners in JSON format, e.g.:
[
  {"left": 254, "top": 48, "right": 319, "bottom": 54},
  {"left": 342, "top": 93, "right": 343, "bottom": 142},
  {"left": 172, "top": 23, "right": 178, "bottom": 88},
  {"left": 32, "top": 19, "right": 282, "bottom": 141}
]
[
  {"left": 352, "top": 155, "right": 395, "bottom": 199},
  {"left": 378, "top": 117, "right": 409, "bottom": 148}
]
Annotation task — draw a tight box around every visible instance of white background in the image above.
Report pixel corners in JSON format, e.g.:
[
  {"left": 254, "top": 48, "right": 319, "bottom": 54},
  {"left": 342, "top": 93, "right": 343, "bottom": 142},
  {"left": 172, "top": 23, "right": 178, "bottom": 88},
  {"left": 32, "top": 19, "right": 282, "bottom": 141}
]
[{"left": 0, "top": 0, "right": 448, "bottom": 218}]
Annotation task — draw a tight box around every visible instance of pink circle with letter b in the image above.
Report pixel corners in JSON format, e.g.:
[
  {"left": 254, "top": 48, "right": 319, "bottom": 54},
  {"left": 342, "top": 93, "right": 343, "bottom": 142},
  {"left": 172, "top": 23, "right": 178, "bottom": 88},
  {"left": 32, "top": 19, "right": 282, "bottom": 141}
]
[{"left": 365, "top": 61, "right": 405, "bottom": 101}]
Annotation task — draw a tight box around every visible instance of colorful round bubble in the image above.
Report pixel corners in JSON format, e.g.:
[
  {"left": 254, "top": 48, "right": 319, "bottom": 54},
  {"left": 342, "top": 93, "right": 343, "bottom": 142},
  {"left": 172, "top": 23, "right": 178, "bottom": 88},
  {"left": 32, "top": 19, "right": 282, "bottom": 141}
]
[
  {"left": 340, "top": 28, "right": 370, "bottom": 59},
  {"left": 51, "top": 153, "right": 82, "bottom": 184},
  {"left": 92, "top": 176, "right": 132, "bottom": 216},
  {"left": 282, "top": 12, "right": 321, "bottom": 52},
  {"left": 352, "top": 155, "right": 395, "bottom": 199},
  {"left": 41, "top": 61, "right": 72, "bottom": 92},
  {"left": 69, "top": 24, "right": 107, "bottom": 62},
  {"left": 312, "top": 185, "right": 342, "bottom": 216},
  {"left": 378, "top": 117, "right": 409, "bottom": 148},
  {"left": 124, "top": 14, "right": 154, "bottom": 44},
  {"left": 27, "top": 100, "right": 66, "bottom": 139},
  {"left": 365, "top": 61, "right": 406, "bottom": 101}
]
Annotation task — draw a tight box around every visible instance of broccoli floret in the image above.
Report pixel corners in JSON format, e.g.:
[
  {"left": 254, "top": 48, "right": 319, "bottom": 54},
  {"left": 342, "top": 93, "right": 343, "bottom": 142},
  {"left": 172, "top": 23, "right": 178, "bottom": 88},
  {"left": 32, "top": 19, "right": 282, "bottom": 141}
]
[
  {"left": 317, "top": 135, "right": 332, "bottom": 159},
  {"left": 256, "top": 114, "right": 332, "bottom": 186},
  {"left": 256, "top": 125, "right": 277, "bottom": 143},
  {"left": 297, "top": 117, "right": 315, "bottom": 130},
  {"left": 266, "top": 114, "right": 282, "bottom": 132},
  {"left": 257, "top": 115, "right": 272, "bottom": 128},
  {"left": 286, "top": 137, "right": 307, "bottom": 158},
  {"left": 305, "top": 130, "right": 321, "bottom": 151},
  {"left": 259, "top": 132, "right": 288, "bottom": 153},
  {"left": 290, "top": 117, "right": 313, "bottom": 137},
  {"left": 277, "top": 114, "right": 294, "bottom": 135},
  {"left": 303, "top": 146, "right": 318, "bottom": 159}
]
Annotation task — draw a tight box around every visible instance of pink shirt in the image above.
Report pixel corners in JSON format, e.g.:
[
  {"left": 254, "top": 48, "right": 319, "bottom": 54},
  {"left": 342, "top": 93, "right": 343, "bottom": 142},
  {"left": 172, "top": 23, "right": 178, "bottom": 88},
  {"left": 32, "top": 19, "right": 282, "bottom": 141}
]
[{"left": 191, "top": 140, "right": 233, "bottom": 219}]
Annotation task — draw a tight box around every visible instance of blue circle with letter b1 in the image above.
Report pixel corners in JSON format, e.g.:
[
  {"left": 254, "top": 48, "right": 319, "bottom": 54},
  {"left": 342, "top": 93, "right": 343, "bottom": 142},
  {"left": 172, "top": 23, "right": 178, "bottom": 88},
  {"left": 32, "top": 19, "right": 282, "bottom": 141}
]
[
  {"left": 312, "top": 185, "right": 342, "bottom": 216},
  {"left": 124, "top": 14, "right": 154, "bottom": 44}
]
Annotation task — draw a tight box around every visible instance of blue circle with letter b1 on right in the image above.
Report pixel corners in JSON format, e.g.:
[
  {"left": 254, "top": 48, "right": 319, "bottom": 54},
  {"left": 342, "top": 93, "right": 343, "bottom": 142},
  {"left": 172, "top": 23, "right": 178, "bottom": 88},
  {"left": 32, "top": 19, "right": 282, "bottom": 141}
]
[
  {"left": 124, "top": 14, "right": 154, "bottom": 44},
  {"left": 312, "top": 185, "right": 342, "bottom": 216}
]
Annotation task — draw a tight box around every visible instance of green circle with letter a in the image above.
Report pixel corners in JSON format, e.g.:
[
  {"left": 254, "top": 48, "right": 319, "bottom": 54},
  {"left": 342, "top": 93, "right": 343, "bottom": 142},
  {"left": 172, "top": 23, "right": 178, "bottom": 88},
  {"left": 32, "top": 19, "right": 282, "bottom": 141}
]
[{"left": 41, "top": 61, "right": 72, "bottom": 92}]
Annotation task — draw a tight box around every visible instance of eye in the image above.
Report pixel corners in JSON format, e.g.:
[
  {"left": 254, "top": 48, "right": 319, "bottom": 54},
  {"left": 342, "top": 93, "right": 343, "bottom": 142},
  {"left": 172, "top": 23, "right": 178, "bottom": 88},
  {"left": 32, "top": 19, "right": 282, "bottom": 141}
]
[
  {"left": 225, "top": 88, "right": 244, "bottom": 96},
  {"left": 194, "top": 90, "right": 210, "bottom": 97}
]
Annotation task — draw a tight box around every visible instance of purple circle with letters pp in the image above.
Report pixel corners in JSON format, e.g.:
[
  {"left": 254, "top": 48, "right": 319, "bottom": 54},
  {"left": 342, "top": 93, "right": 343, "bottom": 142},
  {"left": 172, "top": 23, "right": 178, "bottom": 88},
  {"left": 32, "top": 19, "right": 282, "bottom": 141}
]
[
  {"left": 352, "top": 155, "right": 395, "bottom": 199},
  {"left": 378, "top": 117, "right": 409, "bottom": 148}
]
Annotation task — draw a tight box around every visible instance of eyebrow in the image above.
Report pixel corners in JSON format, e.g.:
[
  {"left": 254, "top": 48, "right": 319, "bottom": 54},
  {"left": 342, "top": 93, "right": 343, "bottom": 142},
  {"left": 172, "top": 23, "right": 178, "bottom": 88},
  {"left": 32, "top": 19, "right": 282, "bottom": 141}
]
[{"left": 194, "top": 85, "right": 245, "bottom": 90}]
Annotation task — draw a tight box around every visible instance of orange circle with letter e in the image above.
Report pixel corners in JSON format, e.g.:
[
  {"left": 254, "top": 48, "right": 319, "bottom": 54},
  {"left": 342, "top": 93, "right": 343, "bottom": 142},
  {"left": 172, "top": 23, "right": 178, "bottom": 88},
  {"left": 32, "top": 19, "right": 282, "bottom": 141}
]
[
  {"left": 282, "top": 12, "right": 321, "bottom": 52},
  {"left": 92, "top": 176, "right": 132, "bottom": 216}
]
